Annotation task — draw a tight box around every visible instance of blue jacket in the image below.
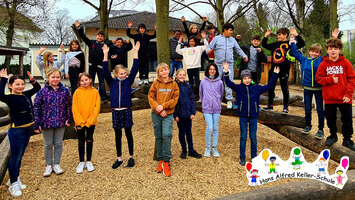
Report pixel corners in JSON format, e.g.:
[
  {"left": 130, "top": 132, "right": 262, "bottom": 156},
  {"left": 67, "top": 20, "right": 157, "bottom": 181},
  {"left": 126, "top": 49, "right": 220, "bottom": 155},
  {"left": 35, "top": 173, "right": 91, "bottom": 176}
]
[
  {"left": 174, "top": 81, "right": 196, "bottom": 118},
  {"left": 224, "top": 72, "right": 279, "bottom": 117},
  {"left": 103, "top": 59, "right": 139, "bottom": 108},
  {"left": 291, "top": 42, "right": 322, "bottom": 87}
]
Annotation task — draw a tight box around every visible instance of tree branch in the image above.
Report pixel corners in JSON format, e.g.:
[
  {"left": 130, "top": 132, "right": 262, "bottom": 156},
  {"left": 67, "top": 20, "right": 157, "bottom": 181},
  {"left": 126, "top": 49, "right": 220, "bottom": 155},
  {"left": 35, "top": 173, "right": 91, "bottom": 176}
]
[
  {"left": 285, "top": 0, "right": 302, "bottom": 33},
  {"left": 82, "top": 0, "right": 99, "bottom": 11},
  {"left": 226, "top": 0, "right": 257, "bottom": 24},
  {"left": 170, "top": 0, "right": 212, "bottom": 20}
]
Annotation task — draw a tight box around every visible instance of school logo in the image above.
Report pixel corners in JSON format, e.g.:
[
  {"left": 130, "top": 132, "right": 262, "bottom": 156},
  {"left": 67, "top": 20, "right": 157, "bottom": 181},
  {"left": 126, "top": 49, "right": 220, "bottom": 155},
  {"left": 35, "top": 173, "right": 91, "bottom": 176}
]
[{"left": 245, "top": 147, "right": 349, "bottom": 189}]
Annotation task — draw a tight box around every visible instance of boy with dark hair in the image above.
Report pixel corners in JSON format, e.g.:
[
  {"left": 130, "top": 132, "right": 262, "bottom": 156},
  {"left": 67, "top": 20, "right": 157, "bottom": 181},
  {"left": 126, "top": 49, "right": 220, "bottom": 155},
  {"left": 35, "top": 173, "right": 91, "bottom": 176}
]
[
  {"left": 108, "top": 37, "right": 133, "bottom": 68},
  {"left": 126, "top": 21, "right": 156, "bottom": 86},
  {"left": 169, "top": 30, "right": 184, "bottom": 77},
  {"left": 315, "top": 38, "right": 355, "bottom": 151},
  {"left": 262, "top": 28, "right": 305, "bottom": 113},
  {"left": 75, "top": 20, "right": 107, "bottom": 101},
  {"left": 206, "top": 23, "right": 248, "bottom": 109}
]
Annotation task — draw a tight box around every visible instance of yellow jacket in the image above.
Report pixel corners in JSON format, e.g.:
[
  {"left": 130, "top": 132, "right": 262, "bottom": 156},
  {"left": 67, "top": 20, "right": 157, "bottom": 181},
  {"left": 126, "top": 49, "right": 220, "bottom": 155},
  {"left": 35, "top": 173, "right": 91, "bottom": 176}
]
[
  {"left": 72, "top": 86, "right": 101, "bottom": 127},
  {"left": 148, "top": 76, "right": 179, "bottom": 115}
]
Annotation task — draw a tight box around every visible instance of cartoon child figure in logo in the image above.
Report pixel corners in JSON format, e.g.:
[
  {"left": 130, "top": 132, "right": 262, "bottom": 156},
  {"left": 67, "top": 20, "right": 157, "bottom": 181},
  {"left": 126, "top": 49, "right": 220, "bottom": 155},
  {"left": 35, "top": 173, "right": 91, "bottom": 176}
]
[
  {"left": 335, "top": 170, "right": 345, "bottom": 186},
  {"left": 265, "top": 156, "right": 279, "bottom": 173},
  {"left": 291, "top": 148, "right": 303, "bottom": 170},
  {"left": 250, "top": 169, "right": 259, "bottom": 186},
  {"left": 316, "top": 158, "right": 327, "bottom": 175}
]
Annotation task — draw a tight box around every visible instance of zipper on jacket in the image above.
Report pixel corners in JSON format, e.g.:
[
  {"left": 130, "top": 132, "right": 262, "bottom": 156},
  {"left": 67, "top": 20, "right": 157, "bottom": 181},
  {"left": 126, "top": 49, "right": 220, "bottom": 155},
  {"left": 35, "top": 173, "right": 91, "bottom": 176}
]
[
  {"left": 224, "top": 37, "right": 227, "bottom": 62},
  {"left": 54, "top": 90, "right": 57, "bottom": 127},
  {"left": 240, "top": 101, "right": 242, "bottom": 112},
  {"left": 255, "top": 102, "right": 257, "bottom": 113},
  {"left": 302, "top": 71, "right": 304, "bottom": 82},
  {"left": 311, "top": 60, "right": 314, "bottom": 87},
  {"left": 119, "top": 80, "right": 121, "bottom": 108},
  {"left": 247, "top": 86, "right": 250, "bottom": 116}
]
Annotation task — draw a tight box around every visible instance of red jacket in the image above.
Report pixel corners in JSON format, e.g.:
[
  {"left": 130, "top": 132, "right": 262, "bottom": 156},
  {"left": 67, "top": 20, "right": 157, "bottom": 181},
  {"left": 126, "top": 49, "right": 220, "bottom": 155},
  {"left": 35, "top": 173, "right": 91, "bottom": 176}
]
[{"left": 315, "top": 55, "right": 355, "bottom": 104}]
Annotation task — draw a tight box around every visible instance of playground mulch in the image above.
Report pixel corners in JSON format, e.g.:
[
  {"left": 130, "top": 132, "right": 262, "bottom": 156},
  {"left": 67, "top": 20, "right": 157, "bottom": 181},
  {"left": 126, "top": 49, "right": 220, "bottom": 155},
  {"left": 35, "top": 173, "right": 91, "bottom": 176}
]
[{"left": 0, "top": 106, "right": 340, "bottom": 199}]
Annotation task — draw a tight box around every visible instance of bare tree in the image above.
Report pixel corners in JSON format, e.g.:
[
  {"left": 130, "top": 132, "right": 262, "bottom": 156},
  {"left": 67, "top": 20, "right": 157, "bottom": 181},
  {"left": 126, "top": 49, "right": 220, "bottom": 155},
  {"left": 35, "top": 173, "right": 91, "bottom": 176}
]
[{"left": 155, "top": 0, "right": 170, "bottom": 64}]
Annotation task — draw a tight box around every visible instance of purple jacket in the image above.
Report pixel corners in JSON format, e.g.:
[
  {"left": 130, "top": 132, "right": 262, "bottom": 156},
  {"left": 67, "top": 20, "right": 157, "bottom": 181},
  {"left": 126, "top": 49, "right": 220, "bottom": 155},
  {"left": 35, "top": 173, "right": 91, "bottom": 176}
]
[
  {"left": 199, "top": 77, "right": 224, "bottom": 113},
  {"left": 33, "top": 82, "right": 72, "bottom": 130}
]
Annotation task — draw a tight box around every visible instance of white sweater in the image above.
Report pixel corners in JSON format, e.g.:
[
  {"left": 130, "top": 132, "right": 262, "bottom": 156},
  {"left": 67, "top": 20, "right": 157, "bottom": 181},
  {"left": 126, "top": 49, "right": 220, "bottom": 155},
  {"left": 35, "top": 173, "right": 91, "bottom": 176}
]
[{"left": 176, "top": 38, "right": 208, "bottom": 69}]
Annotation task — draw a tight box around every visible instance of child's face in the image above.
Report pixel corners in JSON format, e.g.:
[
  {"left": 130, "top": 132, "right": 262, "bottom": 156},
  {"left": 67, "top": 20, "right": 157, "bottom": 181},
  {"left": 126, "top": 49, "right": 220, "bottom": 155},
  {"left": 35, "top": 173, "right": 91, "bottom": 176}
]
[
  {"left": 189, "top": 39, "right": 196, "bottom": 47},
  {"left": 115, "top": 40, "right": 123, "bottom": 48},
  {"left": 79, "top": 76, "right": 92, "bottom": 88},
  {"left": 277, "top": 33, "right": 288, "bottom": 42},
  {"left": 47, "top": 54, "right": 54, "bottom": 63},
  {"left": 251, "top": 39, "right": 261, "bottom": 47},
  {"left": 208, "top": 28, "right": 215, "bottom": 35},
  {"left": 270, "top": 158, "right": 276, "bottom": 163},
  {"left": 71, "top": 43, "right": 79, "bottom": 51},
  {"left": 223, "top": 28, "right": 234, "bottom": 38},
  {"left": 139, "top": 27, "right": 145, "bottom": 34},
  {"left": 9, "top": 79, "right": 25, "bottom": 94},
  {"left": 158, "top": 67, "right": 170, "bottom": 79},
  {"left": 209, "top": 66, "right": 217, "bottom": 77},
  {"left": 309, "top": 50, "right": 320, "bottom": 58},
  {"left": 48, "top": 72, "right": 61, "bottom": 87},
  {"left": 96, "top": 34, "right": 104, "bottom": 43},
  {"left": 176, "top": 71, "right": 186, "bottom": 83},
  {"left": 242, "top": 76, "right": 251, "bottom": 85},
  {"left": 115, "top": 69, "right": 127, "bottom": 80},
  {"left": 191, "top": 27, "right": 198, "bottom": 34},
  {"left": 174, "top": 31, "right": 181, "bottom": 39},
  {"left": 327, "top": 47, "right": 341, "bottom": 60},
  {"left": 337, "top": 171, "right": 343, "bottom": 175}
]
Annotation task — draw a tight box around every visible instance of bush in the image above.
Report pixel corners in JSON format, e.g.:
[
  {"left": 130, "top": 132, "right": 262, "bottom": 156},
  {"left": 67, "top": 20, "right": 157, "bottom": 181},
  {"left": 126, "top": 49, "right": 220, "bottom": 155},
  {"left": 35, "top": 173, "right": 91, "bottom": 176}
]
[{"left": 0, "top": 64, "right": 31, "bottom": 78}]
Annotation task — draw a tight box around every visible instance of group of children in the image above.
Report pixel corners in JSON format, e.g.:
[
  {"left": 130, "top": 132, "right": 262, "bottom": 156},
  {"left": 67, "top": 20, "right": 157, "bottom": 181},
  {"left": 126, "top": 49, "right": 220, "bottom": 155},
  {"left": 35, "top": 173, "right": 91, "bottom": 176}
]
[{"left": 2, "top": 16, "right": 355, "bottom": 196}]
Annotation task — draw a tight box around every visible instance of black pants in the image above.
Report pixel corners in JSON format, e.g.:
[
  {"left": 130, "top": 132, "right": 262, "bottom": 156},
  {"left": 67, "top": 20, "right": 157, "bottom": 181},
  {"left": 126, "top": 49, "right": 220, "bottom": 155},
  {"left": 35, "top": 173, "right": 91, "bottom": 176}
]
[
  {"left": 177, "top": 117, "right": 195, "bottom": 153},
  {"left": 115, "top": 127, "right": 134, "bottom": 157},
  {"left": 187, "top": 68, "right": 200, "bottom": 94},
  {"left": 69, "top": 67, "right": 80, "bottom": 95},
  {"left": 77, "top": 126, "right": 95, "bottom": 162},
  {"left": 139, "top": 55, "right": 149, "bottom": 80},
  {"left": 267, "top": 69, "right": 289, "bottom": 107},
  {"left": 324, "top": 104, "right": 353, "bottom": 140}
]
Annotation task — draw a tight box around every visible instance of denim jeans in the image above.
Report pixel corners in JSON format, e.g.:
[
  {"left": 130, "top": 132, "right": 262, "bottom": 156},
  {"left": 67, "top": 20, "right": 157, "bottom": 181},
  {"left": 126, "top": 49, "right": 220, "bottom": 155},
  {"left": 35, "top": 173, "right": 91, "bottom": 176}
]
[
  {"left": 217, "top": 63, "right": 234, "bottom": 101},
  {"left": 152, "top": 111, "right": 173, "bottom": 162},
  {"left": 304, "top": 89, "right": 324, "bottom": 130},
  {"left": 177, "top": 117, "right": 194, "bottom": 153},
  {"left": 89, "top": 65, "right": 107, "bottom": 100},
  {"left": 42, "top": 127, "right": 65, "bottom": 165},
  {"left": 203, "top": 113, "right": 220, "bottom": 149},
  {"left": 8, "top": 126, "right": 31, "bottom": 184},
  {"left": 77, "top": 126, "right": 95, "bottom": 162},
  {"left": 170, "top": 59, "right": 183, "bottom": 77},
  {"left": 239, "top": 116, "right": 258, "bottom": 160}
]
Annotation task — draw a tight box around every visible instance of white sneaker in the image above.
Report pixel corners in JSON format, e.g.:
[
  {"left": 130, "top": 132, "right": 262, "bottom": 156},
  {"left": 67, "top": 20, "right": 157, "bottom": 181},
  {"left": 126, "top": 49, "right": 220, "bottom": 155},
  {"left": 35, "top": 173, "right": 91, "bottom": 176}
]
[
  {"left": 86, "top": 161, "right": 95, "bottom": 172},
  {"left": 43, "top": 165, "right": 53, "bottom": 177},
  {"left": 7, "top": 177, "right": 26, "bottom": 190},
  {"left": 212, "top": 147, "right": 220, "bottom": 157},
  {"left": 76, "top": 162, "right": 86, "bottom": 174},
  {"left": 204, "top": 148, "right": 211, "bottom": 157},
  {"left": 9, "top": 182, "right": 22, "bottom": 197},
  {"left": 53, "top": 164, "right": 64, "bottom": 175},
  {"left": 138, "top": 80, "right": 144, "bottom": 86},
  {"left": 227, "top": 101, "right": 233, "bottom": 109},
  {"left": 143, "top": 79, "right": 149, "bottom": 85}
]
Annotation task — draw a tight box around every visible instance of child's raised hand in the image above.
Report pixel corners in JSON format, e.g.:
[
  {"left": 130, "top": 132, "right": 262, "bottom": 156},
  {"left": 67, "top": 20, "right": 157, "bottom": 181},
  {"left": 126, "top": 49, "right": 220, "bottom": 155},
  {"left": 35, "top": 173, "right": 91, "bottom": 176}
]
[
  {"left": 102, "top": 44, "right": 109, "bottom": 54},
  {"left": 265, "top": 29, "right": 271, "bottom": 38},
  {"left": 274, "top": 66, "right": 280, "bottom": 74},
  {"left": 0, "top": 68, "right": 8, "bottom": 78},
  {"left": 203, "top": 17, "right": 207, "bottom": 22},
  {"left": 127, "top": 20, "right": 133, "bottom": 28},
  {"left": 27, "top": 71, "right": 34, "bottom": 81},
  {"left": 201, "top": 31, "right": 206, "bottom": 39},
  {"left": 124, "top": 40, "right": 129, "bottom": 44},
  {"left": 235, "top": 35, "right": 242, "bottom": 40},
  {"left": 222, "top": 62, "right": 229, "bottom": 72},
  {"left": 290, "top": 36, "right": 295, "bottom": 43},
  {"left": 75, "top": 20, "right": 80, "bottom": 28},
  {"left": 133, "top": 41, "right": 140, "bottom": 51},
  {"left": 154, "top": 25, "right": 157, "bottom": 30},
  {"left": 181, "top": 16, "right": 185, "bottom": 22},
  {"left": 60, "top": 44, "right": 65, "bottom": 52},
  {"left": 290, "top": 28, "right": 298, "bottom": 36},
  {"left": 179, "top": 35, "right": 183, "bottom": 43},
  {"left": 39, "top": 46, "right": 46, "bottom": 53},
  {"left": 332, "top": 28, "right": 339, "bottom": 39}
]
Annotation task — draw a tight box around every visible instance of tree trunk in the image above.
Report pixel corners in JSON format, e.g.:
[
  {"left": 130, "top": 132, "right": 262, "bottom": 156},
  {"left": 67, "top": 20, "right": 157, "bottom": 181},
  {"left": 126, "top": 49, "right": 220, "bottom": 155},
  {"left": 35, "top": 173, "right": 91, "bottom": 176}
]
[
  {"left": 155, "top": 0, "right": 170, "bottom": 64},
  {"left": 329, "top": 0, "right": 338, "bottom": 33},
  {"left": 216, "top": 0, "right": 224, "bottom": 33},
  {"left": 295, "top": 0, "right": 306, "bottom": 85},
  {"left": 4, "top": 0, "right": 17, "bottom": 67},
  {"left": 99, "top": 0, "right": 109, "bottom": 41}
]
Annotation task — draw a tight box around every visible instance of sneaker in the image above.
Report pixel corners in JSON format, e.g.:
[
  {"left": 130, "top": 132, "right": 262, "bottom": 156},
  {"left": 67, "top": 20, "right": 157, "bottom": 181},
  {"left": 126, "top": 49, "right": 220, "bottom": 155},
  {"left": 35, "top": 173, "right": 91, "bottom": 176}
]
[
  {"left": 162, "top": 161, "right": 171, "bottom": 177},
  {"left": 204, "top": 148, "right": 211, "bottom": 157},
  {"left": 263, "top": 105, "right": 273, "bottom": 111},
  {"left": 112, "top": 159, "right": 123, "bottom": 169},
  {"left": 180, "top": 151, "right": 187, "bottom": 159},
  {"left": 283, "top": 107, "right": 289, "bottom": 114},
  {"left": 156, "top": 160, "right": 163, "bottom": 173},
  {"left": 9, "top": 182, "right": 22, "bottom": 197},
  {"left": 342, "top": 139, "right": 355, "bottom": 151},
  {"left": 325, "top": 136, "right": 338, "bottom": 146},
  {"left": 43, "top": 165, "right": 52, "bottom": 177},
  {"left": 86, "top": 161, "right": 95, "bottom": 172},
  {"left": 212, "top": 147, "right": 220, "bottom": 157},
  {"left": 76, "top": 162, "right": 86, "bottom": 174},
  {"left": 302, "top": 126, "right": 311, "bottom": 135},
  {"left": 138, "top": 80, "right": 144, "bottom": 86},
  {"left": 125, "top": 157, "right": 135, "bottom": 168},
  {"left": 144, "top": 79, "right": 149, "bottom": 85},
  {"left": 315, "top": 130, "right": 324, "bottom": 140},
  {"left": 239, "top": 158, "right": 246, "bottom": 166},
  {"left": 227, "top": 101, "right": 233, "bottom": 109},
  {"left": 7, "top": 177, "right": 26, "bottom": 190},
  {"left": 53, "top": 164, "right": 64, "bottom": 175},
  {"left": 131, "top": 88, "right": 139, "bottom": 93},
  {"left": 188, "top": 150, "right": 202, "bottom": 159}
]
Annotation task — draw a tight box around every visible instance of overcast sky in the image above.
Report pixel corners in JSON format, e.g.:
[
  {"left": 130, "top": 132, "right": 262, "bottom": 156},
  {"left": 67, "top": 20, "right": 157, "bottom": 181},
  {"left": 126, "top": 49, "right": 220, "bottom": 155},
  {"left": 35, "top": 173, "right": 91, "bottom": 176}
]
[{"left": 56, "top": 0, "right": 355, "bottom": 30}]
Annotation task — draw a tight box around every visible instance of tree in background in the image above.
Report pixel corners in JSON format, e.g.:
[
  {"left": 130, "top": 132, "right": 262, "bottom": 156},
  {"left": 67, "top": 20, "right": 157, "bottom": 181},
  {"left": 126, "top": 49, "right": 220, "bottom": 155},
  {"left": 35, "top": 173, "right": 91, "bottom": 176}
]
[{"left": 155, "top": 0, "right": 170, "bottom": 64}]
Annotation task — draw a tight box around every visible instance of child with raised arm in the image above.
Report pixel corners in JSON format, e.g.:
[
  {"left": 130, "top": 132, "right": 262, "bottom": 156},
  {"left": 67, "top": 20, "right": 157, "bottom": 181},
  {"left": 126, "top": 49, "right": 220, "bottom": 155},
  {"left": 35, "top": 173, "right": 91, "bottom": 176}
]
[
  {"left": 148, "top": 63, "right": 179, "bottom": 177},
  {"left": 262, "top": 27, "right": 305, "bottom": 113},
  {"left": 174, "top": 69, "right": 202, "bottom": 159},
  {"left": 126, "top": 21, "right": 156, "bottom": 86},
  {"left": 199, "top": 63, "right": 224, "bottom": 157},
  {"left": 34, "top": 68, "right": 72, "bottom": 177},
  {"left": 103, "top": 42, "right": 140, "bottom": 169},
  {"left": 181, "top": 16, "right": 207, "bottom": 44},
  {"left": 36, "top": 45, "right": 65, "bottom": 81},
  {"left": 108, "top": 38, "right": 133, "bottom": 68},
  {"left": 72, "top": 73, "right": 101, "bottom": 173},
  {"left": 176, "top": 31, "right": 208, "bottom": 95},
  {"left": 223, "top": 63, "right": 279, "bottom": 165},
  {"left": 75, "top": 20, "right": 107, "bottom": 101},
  {"left": 65, "top": 39, "right": 85, "bottom": 94},
  {"left": 0, "top": 69, "right": 40, "bottom": 197},
  {"left": 315, "top": 38, "right": 355, "bottom": 151}
]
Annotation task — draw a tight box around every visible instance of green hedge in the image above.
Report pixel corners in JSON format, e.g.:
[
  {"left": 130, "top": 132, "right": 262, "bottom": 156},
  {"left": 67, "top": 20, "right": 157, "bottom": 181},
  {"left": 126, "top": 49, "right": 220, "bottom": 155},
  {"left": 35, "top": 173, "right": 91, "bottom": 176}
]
[{"left": 0, "top": 64, "right": 31, "bottom": 78}]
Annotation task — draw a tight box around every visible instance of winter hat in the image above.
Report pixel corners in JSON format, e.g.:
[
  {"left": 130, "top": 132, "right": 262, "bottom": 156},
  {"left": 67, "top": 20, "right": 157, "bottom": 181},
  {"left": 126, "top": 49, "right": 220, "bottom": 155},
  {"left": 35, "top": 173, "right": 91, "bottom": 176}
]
[{"left": 240, "top": 69, "right": 252, "bottom": 79}]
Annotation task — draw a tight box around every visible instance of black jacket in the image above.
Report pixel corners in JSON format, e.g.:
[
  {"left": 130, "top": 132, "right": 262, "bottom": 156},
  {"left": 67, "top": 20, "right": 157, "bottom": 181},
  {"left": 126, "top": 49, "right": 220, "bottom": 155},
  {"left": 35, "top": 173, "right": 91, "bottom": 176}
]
[
  {"left": 239, "top": 44, "right": 267, "bottom": 83},
  {"left": 108, "top": 41, "right": 133, "bottom": 68},
  {"left": 77, "top": 28, "right": 104, "bottom": 67},
  {"left": 126, "top": 28, "right": 156, "bottom": 58}
]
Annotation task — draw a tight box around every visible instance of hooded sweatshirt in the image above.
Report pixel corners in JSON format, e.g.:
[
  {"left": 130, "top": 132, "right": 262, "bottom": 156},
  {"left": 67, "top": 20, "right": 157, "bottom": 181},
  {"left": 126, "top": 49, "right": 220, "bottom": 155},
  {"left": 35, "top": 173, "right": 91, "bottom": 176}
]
[
  {"left": 72, "top": 86, "right": 101, "bottom": 127},
  {"left": 199, "top": 77, "right": 224, "bottom": 113},
  {"left": 148, "top": 76, "right": 180, "bottom": 115},
  {"left": 176, "top": 38, "right": 208, "bottom": 69},
  {"left": 315, "top": 55, "right": 355, "bottom": 104}
]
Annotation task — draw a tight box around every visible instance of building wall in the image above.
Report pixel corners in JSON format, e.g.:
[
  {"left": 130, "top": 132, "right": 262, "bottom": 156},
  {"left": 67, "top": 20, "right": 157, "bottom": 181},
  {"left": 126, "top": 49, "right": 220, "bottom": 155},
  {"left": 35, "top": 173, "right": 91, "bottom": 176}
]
[{"left": 341, "top": 29, "right": 355, "bottom": 44}]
